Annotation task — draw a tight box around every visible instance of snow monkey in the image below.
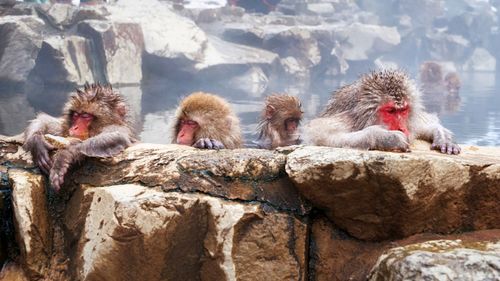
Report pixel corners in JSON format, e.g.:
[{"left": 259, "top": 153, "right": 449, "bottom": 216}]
[
  {"left": 304, "top": 69, "right": 461, "bottom": 154},
  {"left": 255, "top": 94, "right": 303, "bottom": 149},
  {"left": 23, "top": 83, "right": 135, "bottom": 191},
  {"left": 172, "top": 92, "right": 243, "bottom": 149}
]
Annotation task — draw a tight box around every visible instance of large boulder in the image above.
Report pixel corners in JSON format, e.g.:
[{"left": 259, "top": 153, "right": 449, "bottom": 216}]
[
  {"left": 64, "top": 185, "right": 308, "bottom": 281},
  {"left": 334, "top": 23, "right": 401, "bottom": 61},
  {"left": 286, "top": 144, "right": 500, "bottom": 241},
  {"left": 368, "top": 239, "right": 500, "bottom": 281},
  {"left": 9, "top": 169, "right": 51, "bottom": 279},
  {"left": 107, "top": 0, "right": 208, "bottom": 72},
  {"left": 78, "top": 20, "right": 144, "bottom": 84},
  {"left": 0, "top": 16, "right": 44, "bottom": 83},
  {"left": 30, "top": 35, "right": 95, "bottom": 85}
]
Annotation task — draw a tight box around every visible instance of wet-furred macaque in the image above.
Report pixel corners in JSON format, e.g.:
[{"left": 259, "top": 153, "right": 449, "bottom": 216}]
[
  {"left": 304, "top": 69, "right": 461, "bottom": 154},
  {"left": 444, "top": 72, "right": 461, "bottom": 95},
  {"left": 420, "top": 61, "right": 461, "bottom": 95},
  {"left": 255, "top": 94, "right": 303, "bottom": 149},
  {"left": 172, "top": 92, "right": 243, "bottom": 149},
  {"left": 23, "top": 83, "right": 134, "bottom": 191}
]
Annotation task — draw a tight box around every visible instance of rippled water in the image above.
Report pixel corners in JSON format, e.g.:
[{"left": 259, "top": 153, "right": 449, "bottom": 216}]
[{"left": 1, "top": 72, "right": 499, "bottom": 146}]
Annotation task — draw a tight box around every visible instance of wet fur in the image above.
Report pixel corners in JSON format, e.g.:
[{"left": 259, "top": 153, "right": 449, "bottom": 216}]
[
  {"left": 256, "top": 94, "right": 303, "bottom": 149},
  {"left": 304, "top": 69, "right": 460, "bottom": 154},
  {"left": 23, "top": 83, "right": 135, "bottom": 190},
  {"left": 172, "top": 92, "right": 243, "bottom": 149}
]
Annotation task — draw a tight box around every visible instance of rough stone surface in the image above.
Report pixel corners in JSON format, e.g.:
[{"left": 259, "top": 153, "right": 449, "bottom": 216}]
[
  {"left": 368, "top": 239, "right": 500, "bottom": 281},
  {"left": 63, "top": 184, "right": 307, "bottom": 281},
  {"left": 0, "top": 16, "right": 44, "bottom": 83},
  {"left": 9, "top": 169, "right": 51, "bottom": 279},
  {"left": 286, "top": 143, "right": 500, "bottom": 241},
  {"left": 30, "top": 35, "right": 94, "bottom": 85},
  {"left": 310, "top": 215, "right": 500, "bottom": 281},
  {"left": 72, "top": 143, "right": 310, "bottom": 215},
  {"left": 335, "top": 23, "right": 400, "bottom": 61},
  {"left": 107, "top": 0, "right": 207, "bottom": 64},
  {"left": 78, "top": 20, "right": 144, "bottom": 84}
]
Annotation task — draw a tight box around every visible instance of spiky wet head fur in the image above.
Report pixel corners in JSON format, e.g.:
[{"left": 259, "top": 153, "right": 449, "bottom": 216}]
[
  {"left": 62, "top": 83, "right": 130, "bottom": 137},
  {"left": 257, "top": 94, "right": 303, "bottom": 145},
  {"left": 173, "top": 92, "right": 243, "bottom": 149},
  {"left": 322, "top": 69, "right": 421, "bottom": 130}
]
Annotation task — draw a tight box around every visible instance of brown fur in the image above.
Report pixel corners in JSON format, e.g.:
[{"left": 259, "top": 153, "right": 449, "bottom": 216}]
[
  {"left": 305, "top": 69, "right": 460, "bottom": 154},
  {"left": 172, "top": 92, "right": 243, "bottom": 149},
  {"left": 61, "top": 83, "right": 131, "bottom": 137},
  {"left": 23, "top": 82, "right": 135, "bottom": 190},
  {"left": 420, "top": 61, "right": 443, "bottom": 85},
  {"left": 256, "top": 94, "right": 303, "bottom": 149},
  {"left": 321, "top": 70, "right": 420, "bottom": 133},
  {"left": 444, "top": 72, "right": 461, "bottom": 93}
]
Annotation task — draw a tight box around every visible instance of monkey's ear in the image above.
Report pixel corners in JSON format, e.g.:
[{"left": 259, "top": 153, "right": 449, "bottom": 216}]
[
  {"left": 116, "top": 103, "right": 127, "bottom": 118},
  {"left": 265, "top": 105, "right": 276, "bottom": 120}
]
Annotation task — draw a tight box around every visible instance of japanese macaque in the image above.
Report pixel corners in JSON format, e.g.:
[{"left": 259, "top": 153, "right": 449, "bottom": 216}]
[
  {"left": 255, "top": 94, "right": 303, "bottom": 149},
  {"left": 172, "top": 92, "right": 242, "bottom": 149},
  {"left": 420, "top": 61, "right": 461, "bottom": 95},
  {"left": 23, "top": 83, "right": 134, "bottom": 191},
  {"left": 444, "top": 72, "right": 461, "bottom": 95},
  {"left": 304, "top": 69, "right": 461, "bottom": 154}
]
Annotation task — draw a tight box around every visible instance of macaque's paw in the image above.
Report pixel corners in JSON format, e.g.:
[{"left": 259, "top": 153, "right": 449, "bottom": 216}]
[
  {"left": 193, "top": 138, "right": 225, "bottom": 149},
  {"left": 49, "top": 149, "right": 73, "bottom": 192},
  {"left": 377, "top": 130, "right": 410, "bottom": 152},
  {"left": 431, "top": 141, "right": 461, "bottom": 155}
]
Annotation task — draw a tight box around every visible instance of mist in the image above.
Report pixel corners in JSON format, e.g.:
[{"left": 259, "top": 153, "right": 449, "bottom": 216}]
[{"left": 0, "top": 0, "right": 499, "bottom": 145}]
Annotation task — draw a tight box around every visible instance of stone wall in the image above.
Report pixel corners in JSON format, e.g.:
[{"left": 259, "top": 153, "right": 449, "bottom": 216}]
[{"left": 0, "top": 137, "right": 499, "bottom": 280}]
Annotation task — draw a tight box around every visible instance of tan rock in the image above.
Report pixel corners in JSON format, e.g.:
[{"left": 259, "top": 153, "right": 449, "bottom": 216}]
[
  {"left": 287, "top": 144, "right": 500, "bottom": 241},
  {"left": 63, "top": 184, "right": 307, "bottom": 281},
  {"left": 368, "top": 239, "right": 500, "bottom": 281},
  {"left": 72, "top": 144, "right": 310, "bottom": 214},
  {"left": 310, "top": 215, "right": 500, "bottom": 281},
  {"left": 9, "top": 169, "right": 51, "bottom": 279}
]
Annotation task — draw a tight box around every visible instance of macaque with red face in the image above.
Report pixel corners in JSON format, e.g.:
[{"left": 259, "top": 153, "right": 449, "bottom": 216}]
[
  {"left": 255, "top": 94, "right": 303, "bottom": 149},
  {"left": 304, "top": 69, "right": 460, "bottom": 154},
  {"left": 23, "top": 83, "right": 135, "bottom": 191},
  {"left": 172, "top": 92, "right": 243, "bottom": 149}
]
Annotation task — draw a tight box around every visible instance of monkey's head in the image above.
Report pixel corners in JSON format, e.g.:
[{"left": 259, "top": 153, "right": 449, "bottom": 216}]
[
  {"left": 173, "top": 92, "right": 242, "bottom": 148},
  {"left": 420, "top": 61, "right": 443, "bottom": 85},
  {"left": 354, "top": 70, "right": 419, "bottom": 136},
  {"left": 63, "top": 83, "right": 128, "bottom": 140},
  {"left": 444, "top": 72, "right": 461, "bottom": 95},
  {"left": 262, "top": 94, "right": 303, "bottom": 139}
]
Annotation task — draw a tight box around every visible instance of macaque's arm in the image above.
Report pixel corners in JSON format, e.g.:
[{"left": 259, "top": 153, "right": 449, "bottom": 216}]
[
  {"left": 411, "top": 111, "right": 460, "bottom": 154},
  {"left": 50, "top": 125, "right": 133, "bottom": 191},
  {"left": 305, "top": 117, "right": 409, "bottom": 152},
  {"left": 23, "top": 113, "right": 63, "bottom": 174}
]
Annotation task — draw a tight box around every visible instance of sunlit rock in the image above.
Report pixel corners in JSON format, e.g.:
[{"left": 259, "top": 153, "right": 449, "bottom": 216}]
[
  {"left": 463, "top": 48, "right": 496, "bottom": 72},
  {"left": 9, "top": 169, "right": 51, "bottom": 279},
  {"left": 368, "top": 240, "right": 500, "bottom": 281},
  {"left": 286, "top": 144, "right": 500, "bottom": 241},
  {"left": 425, "top": 32, "right": 470, "bottom": 61},
  {"left": 264, "top": 27, "right": 321, "bottom": 68},
  {"left": 78, "top": 20, "right": 144, "bottom": 84},
  {"left": 0, "top": 16, "right": 44, "bottom": 83},
  {"left": 36, "top": 3, "right": 78, "bottom": 30},
  {"left": 64, "top": 185, "right": 307, "bottom": 281},
  {"left": 30, "top": 35, "right": 94, "bottom": 85},
  {"left": 108, "top": 0, "right": 208, "bottom": 69}
]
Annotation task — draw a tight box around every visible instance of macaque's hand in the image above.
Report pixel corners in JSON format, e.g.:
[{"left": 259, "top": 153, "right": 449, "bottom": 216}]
[
  {"left": 49, "top": 147, "right": 78, "bottom": 192},
  {"left": 193, "top": 138, "right": 225, "bottom": 149},
  {"left": 28, "top": 134, "right": 55, "bottom": 174},
  {"left": 372, "top": 127, "right": 410, "bottom": 152},
  {"left": 431, "top": 140, "right": 461, "bottom": 155}
]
